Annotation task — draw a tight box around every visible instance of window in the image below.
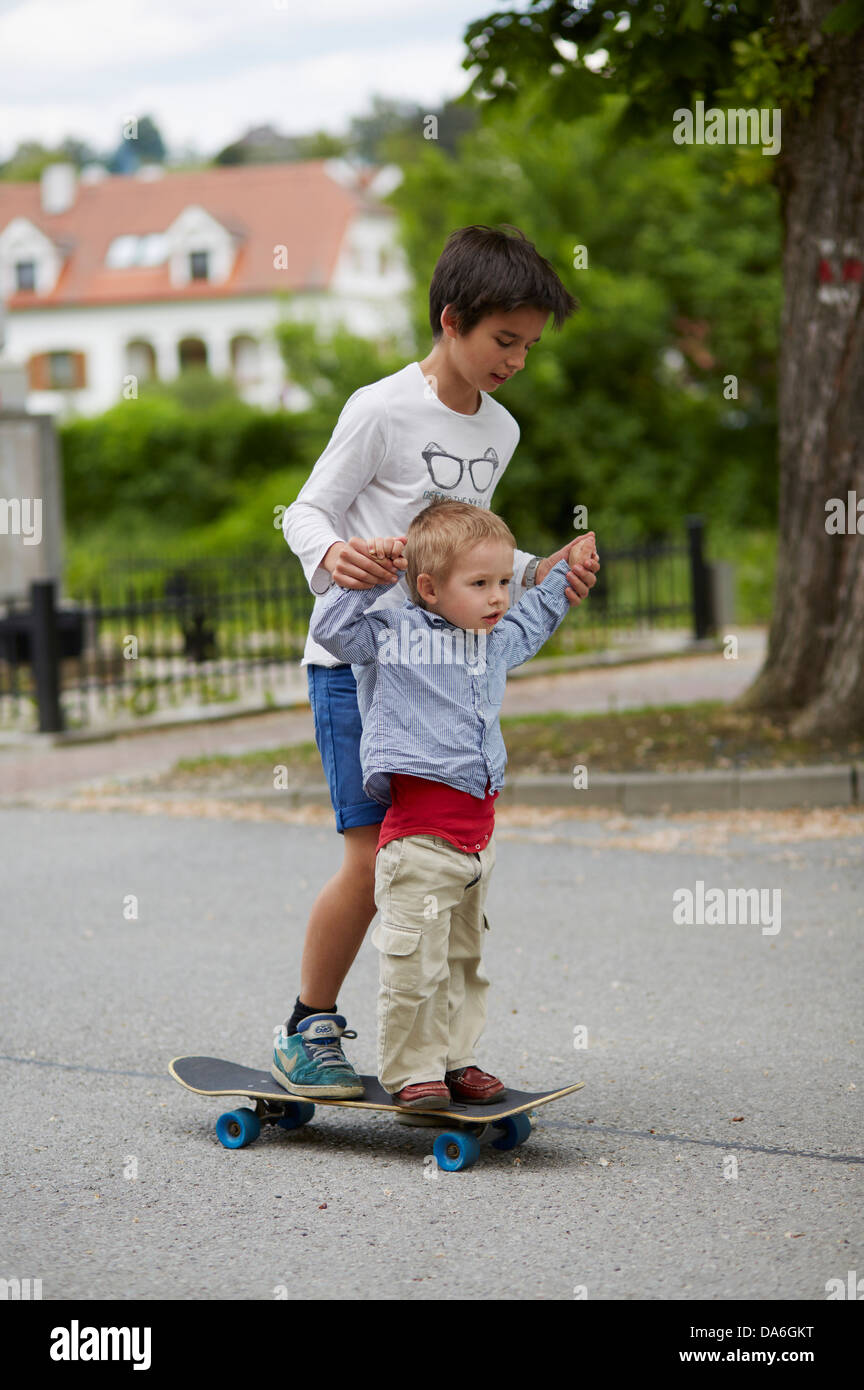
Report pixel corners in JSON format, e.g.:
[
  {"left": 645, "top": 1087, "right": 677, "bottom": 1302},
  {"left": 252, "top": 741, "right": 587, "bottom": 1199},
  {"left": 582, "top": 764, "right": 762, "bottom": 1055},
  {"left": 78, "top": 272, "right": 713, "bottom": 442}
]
[
  {"left": 178, "top": 338, "right": 207, "bottom": 371},
  {"left": 189, "top": 250, "right": 209, "bottom": 281},
  {"left": 139, "top": 234, "right": 168, "bottom": 266},
  {"left": 15, "top": 261, "right": 36, "bottom": 291},
  {"left": 49, "top": 352, "right": 77, "bottom": 388},
  {"left": 106, "top": 235, "right": 138, "bottom": 268},
  {"left": 105, "top": 234, "right": 168, "bottom": 268},
  {"left": 231, "top": 336, "right": 259, "bottom": 383}
]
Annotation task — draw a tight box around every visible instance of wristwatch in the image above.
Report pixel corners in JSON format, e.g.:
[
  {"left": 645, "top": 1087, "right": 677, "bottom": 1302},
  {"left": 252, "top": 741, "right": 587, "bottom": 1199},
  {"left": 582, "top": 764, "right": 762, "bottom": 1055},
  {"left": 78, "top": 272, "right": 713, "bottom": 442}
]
[{"left": 523, "top": 555, "right": 541, "bottom": 587}]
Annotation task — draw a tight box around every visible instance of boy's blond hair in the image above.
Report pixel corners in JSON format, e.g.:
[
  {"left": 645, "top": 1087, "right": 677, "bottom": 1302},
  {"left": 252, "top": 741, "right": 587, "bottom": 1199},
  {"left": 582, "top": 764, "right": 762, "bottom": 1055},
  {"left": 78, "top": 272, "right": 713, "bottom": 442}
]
[{"left": 405, "top": 499, "right": 516, "bottom": 607}]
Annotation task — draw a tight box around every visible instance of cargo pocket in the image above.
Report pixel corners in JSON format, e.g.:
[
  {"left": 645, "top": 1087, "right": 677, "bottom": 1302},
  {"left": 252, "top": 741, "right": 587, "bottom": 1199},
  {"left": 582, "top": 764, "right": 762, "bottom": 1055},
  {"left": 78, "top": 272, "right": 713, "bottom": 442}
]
[
  {"left": 371, "top": 921, "right": 422, "bottom": 956},
  {"left": 371, "top": 920, "right": 424, "bottom": 994}
]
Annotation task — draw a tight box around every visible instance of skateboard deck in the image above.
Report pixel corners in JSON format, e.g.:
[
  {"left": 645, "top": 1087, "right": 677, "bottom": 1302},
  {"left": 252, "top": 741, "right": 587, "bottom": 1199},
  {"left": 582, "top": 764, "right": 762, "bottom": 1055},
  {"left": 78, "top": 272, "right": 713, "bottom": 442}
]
[{"left": 169, "top": 1056, "right": 584, "bottom": 1171}]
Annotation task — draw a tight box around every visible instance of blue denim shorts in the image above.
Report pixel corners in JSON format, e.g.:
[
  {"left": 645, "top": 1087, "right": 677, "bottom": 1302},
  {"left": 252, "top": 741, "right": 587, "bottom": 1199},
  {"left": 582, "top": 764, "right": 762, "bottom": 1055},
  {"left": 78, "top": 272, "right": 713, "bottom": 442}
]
[{"left": 306, "top": 663, "right": 386, "bottom": 833}]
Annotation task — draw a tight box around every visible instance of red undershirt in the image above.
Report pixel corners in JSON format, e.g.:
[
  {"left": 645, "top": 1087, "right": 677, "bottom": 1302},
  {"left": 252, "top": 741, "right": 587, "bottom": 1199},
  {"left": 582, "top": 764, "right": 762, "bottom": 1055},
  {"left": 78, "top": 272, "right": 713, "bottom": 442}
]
[{"left": 377, "top": 773, "right": 498, "bottom": 855}]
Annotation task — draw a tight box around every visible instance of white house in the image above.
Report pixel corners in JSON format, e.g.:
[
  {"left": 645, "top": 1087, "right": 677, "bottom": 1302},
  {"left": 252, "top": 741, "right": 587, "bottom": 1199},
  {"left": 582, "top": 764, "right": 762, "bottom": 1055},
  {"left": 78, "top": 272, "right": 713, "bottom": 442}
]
[{"left": 0, "top": 158, "right": 412, "bottom": 418}]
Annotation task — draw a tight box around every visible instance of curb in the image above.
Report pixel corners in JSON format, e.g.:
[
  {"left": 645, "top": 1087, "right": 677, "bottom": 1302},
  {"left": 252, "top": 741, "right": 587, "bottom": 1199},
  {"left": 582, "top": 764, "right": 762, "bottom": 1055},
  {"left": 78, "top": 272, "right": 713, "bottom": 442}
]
[
  {"left": 132, "top": 762, "right": 860, "bottom": 814},
  {"left": 497, "top": 764, "right": 861, "bottom": 812}
]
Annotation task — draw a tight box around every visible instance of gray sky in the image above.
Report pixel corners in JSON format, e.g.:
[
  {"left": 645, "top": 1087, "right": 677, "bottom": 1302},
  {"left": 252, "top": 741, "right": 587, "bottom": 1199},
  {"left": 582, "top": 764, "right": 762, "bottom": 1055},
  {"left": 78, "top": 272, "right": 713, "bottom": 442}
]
[{"left": 0, "top": 0, "right": 530, "bottom": 164}]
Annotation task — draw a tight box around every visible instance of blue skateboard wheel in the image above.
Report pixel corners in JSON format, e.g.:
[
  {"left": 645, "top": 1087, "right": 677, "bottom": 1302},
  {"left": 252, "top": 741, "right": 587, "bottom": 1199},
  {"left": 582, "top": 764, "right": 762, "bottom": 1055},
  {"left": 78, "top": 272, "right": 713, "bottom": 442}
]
[
  {"left": 490, "top": 1112, "right": 533, "bottom": 1150},
  {"left": 215, "top": 1107, "right": 261, "bottom": 1149},
  {"left": 433, "top": 1130, "right": 481, "bottom": 1171},
  {"left": 276, "top": 1101, "right": 316, "bottom": 1131}
]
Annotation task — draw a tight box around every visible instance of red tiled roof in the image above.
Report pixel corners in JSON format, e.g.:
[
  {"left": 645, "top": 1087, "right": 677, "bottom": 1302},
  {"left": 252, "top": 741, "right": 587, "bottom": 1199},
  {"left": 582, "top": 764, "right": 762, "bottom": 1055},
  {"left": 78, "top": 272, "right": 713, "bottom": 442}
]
[{"left": 1, "top": 161, "right": 386, "bottom": 308}]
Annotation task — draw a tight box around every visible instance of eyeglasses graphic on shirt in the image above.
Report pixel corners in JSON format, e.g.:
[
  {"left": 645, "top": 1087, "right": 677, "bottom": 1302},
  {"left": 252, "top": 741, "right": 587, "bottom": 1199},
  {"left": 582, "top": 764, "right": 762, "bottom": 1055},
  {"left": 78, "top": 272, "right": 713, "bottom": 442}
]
[{"left": 421, "top": 444, "right": 500, "bottom": 493}]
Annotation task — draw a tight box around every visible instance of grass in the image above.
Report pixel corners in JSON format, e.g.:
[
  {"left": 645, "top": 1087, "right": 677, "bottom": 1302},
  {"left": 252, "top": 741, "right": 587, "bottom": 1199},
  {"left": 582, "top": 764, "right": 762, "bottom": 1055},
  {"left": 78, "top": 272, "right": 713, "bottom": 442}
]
[
  {"left": 151, "top": 699, "right": 862, "bottom": 793},
  {"left": 498, "top": 702, "right": 862, "bottom": 774}
]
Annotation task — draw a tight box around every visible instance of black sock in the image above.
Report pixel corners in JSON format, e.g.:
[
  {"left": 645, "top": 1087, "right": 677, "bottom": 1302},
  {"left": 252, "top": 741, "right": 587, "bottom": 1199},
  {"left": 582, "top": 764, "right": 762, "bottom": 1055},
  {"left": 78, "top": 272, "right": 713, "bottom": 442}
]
[{"left": 284, "top": 995, "right": 338, "bottom": 1036}]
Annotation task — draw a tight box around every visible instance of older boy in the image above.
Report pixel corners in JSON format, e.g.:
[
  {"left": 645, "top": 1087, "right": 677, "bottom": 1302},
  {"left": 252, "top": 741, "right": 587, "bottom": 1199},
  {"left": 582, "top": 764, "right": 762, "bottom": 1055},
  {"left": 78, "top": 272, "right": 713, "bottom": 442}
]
[{"left": 275, "top": 225, "right": 591, "bottom": 1099}]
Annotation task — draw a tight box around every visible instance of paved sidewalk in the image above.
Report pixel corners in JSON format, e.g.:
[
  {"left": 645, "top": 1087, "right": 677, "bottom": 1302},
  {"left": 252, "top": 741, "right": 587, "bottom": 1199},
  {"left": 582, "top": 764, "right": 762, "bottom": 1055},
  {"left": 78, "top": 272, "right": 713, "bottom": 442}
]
[{"left": 0, "top": 631, "right": 768, "bottom": 800}]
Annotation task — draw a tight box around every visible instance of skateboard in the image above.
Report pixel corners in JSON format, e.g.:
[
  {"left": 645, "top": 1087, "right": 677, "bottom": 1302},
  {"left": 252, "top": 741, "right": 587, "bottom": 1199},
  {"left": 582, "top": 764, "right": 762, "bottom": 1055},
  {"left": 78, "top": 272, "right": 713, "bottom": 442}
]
[{"left": 169, "top": 1056, "right": 584, "bottom": 1172}]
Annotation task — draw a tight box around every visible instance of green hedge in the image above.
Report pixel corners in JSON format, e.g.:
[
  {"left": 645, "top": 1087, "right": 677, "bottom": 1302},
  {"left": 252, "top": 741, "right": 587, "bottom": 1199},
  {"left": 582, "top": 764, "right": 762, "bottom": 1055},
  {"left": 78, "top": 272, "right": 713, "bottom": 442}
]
[{"left": 59, "top": 394, "right": 319, "bottom": 532}]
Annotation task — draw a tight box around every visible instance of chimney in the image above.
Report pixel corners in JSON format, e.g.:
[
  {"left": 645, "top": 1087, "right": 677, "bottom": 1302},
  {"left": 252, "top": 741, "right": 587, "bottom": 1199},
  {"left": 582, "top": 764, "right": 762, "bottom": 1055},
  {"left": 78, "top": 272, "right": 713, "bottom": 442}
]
[
  {"left": 80, "top": 162, "right": 109, "bottom": 185},
  {"left": 40, "top": 162, "right": 77, "bottom": 215},
  {"left": 323, "top": 157, "right": 363, "bottom": 190}
]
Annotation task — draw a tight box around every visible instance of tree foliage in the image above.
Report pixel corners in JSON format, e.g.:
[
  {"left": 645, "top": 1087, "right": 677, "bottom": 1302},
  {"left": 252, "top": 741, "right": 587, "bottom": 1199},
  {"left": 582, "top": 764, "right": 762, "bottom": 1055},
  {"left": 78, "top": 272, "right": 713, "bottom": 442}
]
[
  {"left": 461, "top": 1, "right": 833, "bottom": 132},
  {"left": 455, "top": 0, "right": 864, "bottom": 737},
  {"left": 390, "top": 83, "right": 781, "bottom": 549}
]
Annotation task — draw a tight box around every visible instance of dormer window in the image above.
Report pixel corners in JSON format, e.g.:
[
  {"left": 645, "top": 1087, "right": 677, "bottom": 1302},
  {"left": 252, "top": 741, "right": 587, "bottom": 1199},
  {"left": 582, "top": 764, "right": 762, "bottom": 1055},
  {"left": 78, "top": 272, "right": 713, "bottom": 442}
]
[
  {"left": 189, "top": 250, "right": 209, "bottom": 281},
  {"left": 105, "top": 234, "right": 168, "bottom": 268},
  {"left": 15, "top": 260, "right": 36, "bottom": 291}
]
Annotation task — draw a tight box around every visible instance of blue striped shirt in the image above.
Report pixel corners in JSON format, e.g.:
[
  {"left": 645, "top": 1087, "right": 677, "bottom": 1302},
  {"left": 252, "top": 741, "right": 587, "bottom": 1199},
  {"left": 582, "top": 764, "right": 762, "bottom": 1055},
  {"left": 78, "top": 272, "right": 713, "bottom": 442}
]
[{"left": 310, "top": 559, "right": 574, "bottom": 806}]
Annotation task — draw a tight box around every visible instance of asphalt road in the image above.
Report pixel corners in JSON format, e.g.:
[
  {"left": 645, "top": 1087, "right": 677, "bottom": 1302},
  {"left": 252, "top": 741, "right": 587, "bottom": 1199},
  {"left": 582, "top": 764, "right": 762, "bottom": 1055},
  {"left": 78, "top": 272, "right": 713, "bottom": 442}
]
[{"left": 1, "top": 800, "right": 861, "bottom": 1302}]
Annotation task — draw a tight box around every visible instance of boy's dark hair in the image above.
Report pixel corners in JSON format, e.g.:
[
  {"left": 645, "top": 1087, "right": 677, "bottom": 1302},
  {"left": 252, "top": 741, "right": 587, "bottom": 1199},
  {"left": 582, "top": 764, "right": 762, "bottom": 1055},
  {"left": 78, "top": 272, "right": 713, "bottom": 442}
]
[{"left": 429, "top": 224, "right": 579, "bottom": 340}]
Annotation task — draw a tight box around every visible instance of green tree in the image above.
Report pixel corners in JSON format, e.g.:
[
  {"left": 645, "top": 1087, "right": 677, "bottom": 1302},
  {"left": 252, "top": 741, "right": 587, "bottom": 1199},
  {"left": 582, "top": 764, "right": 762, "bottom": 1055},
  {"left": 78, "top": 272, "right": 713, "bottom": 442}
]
[
  {"left": 390, "top": 90, "right": 781, "bottom": 546},
  {"left": 107, "top": 114, "right": 166, "bottom": 172},
  {"left": 0, "top": 140, "right": 47, "bottom": 179},
  {"left": 274, "top": 315, "right": 410, "bottom": 424},
  {"left": 460, "top": 0, "right": 864, "bottom": 737}
]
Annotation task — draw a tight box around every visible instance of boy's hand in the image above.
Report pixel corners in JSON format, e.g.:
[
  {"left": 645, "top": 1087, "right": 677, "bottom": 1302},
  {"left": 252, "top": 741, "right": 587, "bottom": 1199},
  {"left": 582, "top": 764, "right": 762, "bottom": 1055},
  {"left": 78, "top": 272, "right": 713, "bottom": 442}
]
[
  {"left": 365, "top": 536, "right": 408, "bottom": 586},
  {"left": 323, "top": 536, "right": 407, "bottom": 589},
  {"left": 536, "top": 531, "right": 600, "bottom": 605},
  {"left": 567, "top": 532, "right": 599, "bottom": 572}
]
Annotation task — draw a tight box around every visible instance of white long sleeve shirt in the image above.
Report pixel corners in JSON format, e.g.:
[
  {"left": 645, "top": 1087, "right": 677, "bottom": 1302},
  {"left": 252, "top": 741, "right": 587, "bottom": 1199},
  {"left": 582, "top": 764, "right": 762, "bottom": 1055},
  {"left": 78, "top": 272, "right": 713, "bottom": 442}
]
[{"left": 282, "top": 361, "right": 534, "bottom": 669}]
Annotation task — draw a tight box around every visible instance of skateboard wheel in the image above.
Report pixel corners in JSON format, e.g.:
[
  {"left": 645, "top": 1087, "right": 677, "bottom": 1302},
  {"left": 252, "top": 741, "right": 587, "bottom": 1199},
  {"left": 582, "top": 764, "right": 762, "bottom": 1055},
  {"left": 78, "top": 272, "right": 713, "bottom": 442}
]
[
  {"left": 276, "top": 1101, "right": 316, "bottom": 1131},
  {"left": 490, "top": 1112, "right": 532, "bottom": 1151},
  {"left": 432, "top": 1130, "right": 481, "bottom": 1172},
  {"left": 215, "top": 1108, "right": 261, "bottom": 1149}
]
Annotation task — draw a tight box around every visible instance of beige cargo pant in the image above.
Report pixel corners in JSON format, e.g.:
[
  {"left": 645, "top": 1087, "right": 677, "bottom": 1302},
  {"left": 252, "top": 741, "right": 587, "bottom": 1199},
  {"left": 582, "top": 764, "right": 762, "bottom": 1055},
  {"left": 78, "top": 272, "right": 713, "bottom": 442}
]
[{"left": 372, "top": 832, "right": 496, "bottom": 1095}]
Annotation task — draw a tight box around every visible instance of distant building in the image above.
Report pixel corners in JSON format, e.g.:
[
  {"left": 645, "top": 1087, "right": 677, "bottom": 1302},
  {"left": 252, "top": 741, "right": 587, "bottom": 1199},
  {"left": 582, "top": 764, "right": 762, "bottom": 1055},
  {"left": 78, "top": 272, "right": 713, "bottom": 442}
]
[{"left": 0, "top": 158, "right": 412, "bottom": 418}]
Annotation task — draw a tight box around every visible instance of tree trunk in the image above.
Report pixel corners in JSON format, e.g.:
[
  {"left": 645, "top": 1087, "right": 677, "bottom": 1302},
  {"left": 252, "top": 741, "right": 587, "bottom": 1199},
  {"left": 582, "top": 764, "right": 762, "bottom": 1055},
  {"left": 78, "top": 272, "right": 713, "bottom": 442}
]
[{"left": 737, "top": 0, "right": 864, "bottom": 737}]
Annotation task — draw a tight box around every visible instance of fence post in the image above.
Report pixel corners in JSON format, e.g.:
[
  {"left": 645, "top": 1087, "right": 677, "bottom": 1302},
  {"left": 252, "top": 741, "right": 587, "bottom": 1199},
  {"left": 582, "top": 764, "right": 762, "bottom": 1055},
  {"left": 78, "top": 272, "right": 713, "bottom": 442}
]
[
  {"left": 29, "top": 579, "right": 64, "bottom": 732},
  {"left": 686, "top": 515, "right": 714, "bottom": 640}
]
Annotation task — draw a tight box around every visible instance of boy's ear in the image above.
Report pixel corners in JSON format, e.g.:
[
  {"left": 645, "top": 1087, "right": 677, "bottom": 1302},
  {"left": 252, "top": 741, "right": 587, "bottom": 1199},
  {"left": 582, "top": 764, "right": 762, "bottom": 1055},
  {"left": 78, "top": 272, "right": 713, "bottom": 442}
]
[
  {"left": 441, "top": 304, "right": 462, "bottom": 338},
  {"left": 416, "top": 572, "right": 436, "bottom": 603}
]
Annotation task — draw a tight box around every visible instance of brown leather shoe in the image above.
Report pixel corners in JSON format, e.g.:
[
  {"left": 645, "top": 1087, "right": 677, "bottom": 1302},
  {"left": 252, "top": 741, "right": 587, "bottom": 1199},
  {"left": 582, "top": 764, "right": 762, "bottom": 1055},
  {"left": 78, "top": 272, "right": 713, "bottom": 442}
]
[
  {"left": 445, "top": 1066, "right": 506, "bottom": 1103},
  {"left": 392, "top": 1081, "right": 451, "bottom": 1110}
]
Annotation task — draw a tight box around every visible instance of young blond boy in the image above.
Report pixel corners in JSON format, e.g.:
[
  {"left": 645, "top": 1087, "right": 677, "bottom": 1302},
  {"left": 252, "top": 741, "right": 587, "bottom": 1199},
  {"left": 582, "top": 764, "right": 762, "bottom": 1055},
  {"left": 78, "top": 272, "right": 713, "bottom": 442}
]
[{"left": 305, "top": 500, "right": 599, "bottom": 1107}]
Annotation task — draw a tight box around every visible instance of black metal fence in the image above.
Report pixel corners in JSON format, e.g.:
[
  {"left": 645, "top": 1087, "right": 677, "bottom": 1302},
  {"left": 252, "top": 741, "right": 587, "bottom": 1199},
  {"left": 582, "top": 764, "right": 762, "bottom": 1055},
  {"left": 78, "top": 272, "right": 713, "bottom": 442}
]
[{"left": 0, "top": 517, "right": 717, "bottom": 734}]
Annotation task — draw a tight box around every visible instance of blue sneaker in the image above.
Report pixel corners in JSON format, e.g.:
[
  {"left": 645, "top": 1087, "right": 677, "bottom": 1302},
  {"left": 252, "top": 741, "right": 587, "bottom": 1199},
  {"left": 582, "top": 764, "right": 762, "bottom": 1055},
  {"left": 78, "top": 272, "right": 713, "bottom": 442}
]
[{"left": 271, "top": 1013, "right": 364, "bottom": 1099}]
